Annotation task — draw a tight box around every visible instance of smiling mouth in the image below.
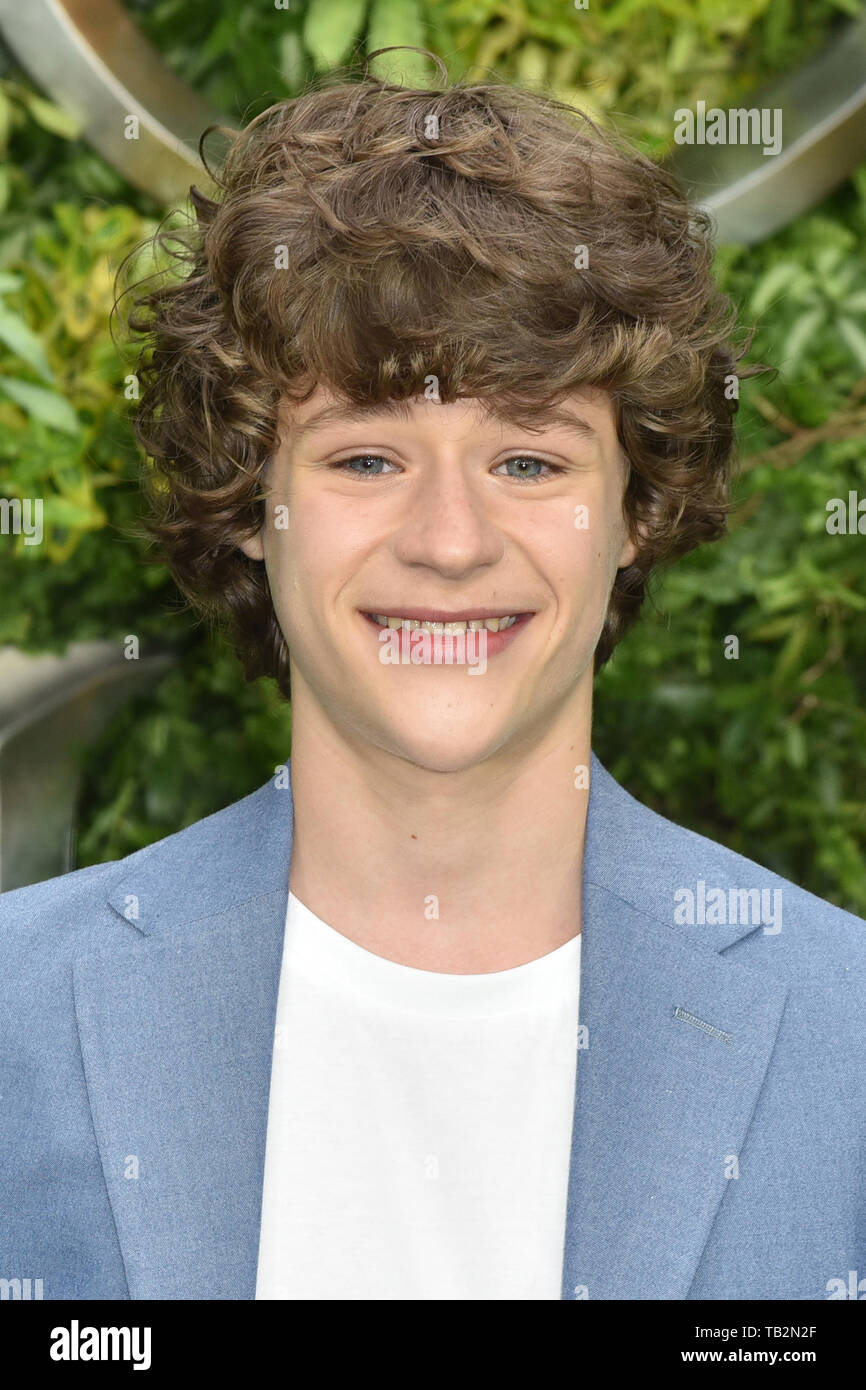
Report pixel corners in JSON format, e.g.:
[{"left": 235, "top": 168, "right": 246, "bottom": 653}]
[{"left": 366, "top": 613, "right": 524, "bottom": 634}]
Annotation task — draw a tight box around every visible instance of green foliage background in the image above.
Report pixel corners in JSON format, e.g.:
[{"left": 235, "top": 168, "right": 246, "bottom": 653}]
[{"left": 0, "top": 0, "right": 864, "bottom": 911}]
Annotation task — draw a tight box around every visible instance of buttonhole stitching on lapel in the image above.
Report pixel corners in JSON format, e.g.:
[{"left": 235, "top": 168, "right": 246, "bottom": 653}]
[{"left": 673, "top": 1006, "right": 733, "bottom": 1045}]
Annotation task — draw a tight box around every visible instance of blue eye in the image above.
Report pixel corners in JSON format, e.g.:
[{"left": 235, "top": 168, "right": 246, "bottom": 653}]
[
  {"left": 332, "top": 455, "right": 396, "bottom": 477},
  {"left": 330, "top": 454, "right": 563, "bottom": 481},
  {"left": 496, "top": 456, "right": 561, "bottom": 481}
]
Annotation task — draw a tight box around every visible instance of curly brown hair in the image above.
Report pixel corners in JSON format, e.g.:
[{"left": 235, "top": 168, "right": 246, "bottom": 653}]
[{"left": 121, "top": 48, "right": 753, "bottom": 700}]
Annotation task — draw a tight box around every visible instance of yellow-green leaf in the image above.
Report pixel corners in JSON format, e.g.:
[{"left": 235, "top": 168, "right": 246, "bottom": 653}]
[
  {"left": 0, "top": 305, "right": 54, "bottom": 381},
  {"left": 367, "top": 0, "right": 430, "bottom": 84},
  {"left": 0, "top": 375, "right": 80, "bottom": 434},
  {"left": 303, "top": 0, "right": 369, "bottom": 73},
  {"left": 22, "top": 92, "right": 83, "bottom": 140}
]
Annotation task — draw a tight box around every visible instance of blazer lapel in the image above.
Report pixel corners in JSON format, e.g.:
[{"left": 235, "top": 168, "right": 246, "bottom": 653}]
[
  {"left": 560, "top": 757, "right": 789, "bottom": 1299},
  {"left": 72, "top": 775, "right": 294, "bottom": 1299}
]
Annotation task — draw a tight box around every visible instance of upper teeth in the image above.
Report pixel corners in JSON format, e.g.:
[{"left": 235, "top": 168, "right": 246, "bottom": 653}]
[{"left": 372, "top": 615, "right": 518, "bottom": 633}]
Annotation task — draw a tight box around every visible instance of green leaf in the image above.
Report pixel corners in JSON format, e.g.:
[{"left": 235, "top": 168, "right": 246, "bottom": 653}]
[
  {"left": 0, "top": 375, "right": 80, "bottom": 434},
  {"left": 784, "top": 721, "right": 807, "bottom": 771},
  {"left": 199, "top": 11, "right": 236, "bottom": 62},
  {"left": 783, "top": 306, "right": 825, "bottom": 370},
  {"left": 667, "top": 27, "right": 697, "bottom": 74},
  {"left": 750, "top": 260, "right": 805, "bottom": 316},
  {"left": 515, "top": 41, "right": 549, "bottom": 85},
  {"left": 366, "top": 0, "right": 430, "bottom": 83},
  {"left": 0, "top": 305, "right": 54, "bottom": 381},
  {"left": 279, "top": 32, "right": 307, "bottom": 90},
  {"left": 41, "top": 495, "right": 106, "bottom": 530},
  {"left": 837, "top": 316, "right": 866, "bottom": 372},
  {"left": 303, "top": 0, "right": 369, "bottom": 72},
  {"left": 21, "top": 92, "right": 83, "bottom": 140},
  {"left": 814, "top": 244, "right": 845, "bottom": 277},
  {"left": 0, "top": 86, "right": 10, "bottom": 149}
]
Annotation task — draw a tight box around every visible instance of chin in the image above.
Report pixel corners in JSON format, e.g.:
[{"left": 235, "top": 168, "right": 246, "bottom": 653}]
[
  {"left": 373, "top": 706, "right": 513, "bottom": 775},
  {"left": 391, "top": 743, "right": 503, "bottom": 775}
]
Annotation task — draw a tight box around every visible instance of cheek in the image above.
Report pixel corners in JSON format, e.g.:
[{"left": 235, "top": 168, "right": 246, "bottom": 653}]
[
  {"left": 548, "top": 518, "right": 623, "bottom": 636},
  {"left": 556, "top": 510, "right": 615, "bottom": 585},
  {"left": 265, "top": 495, "right": 373, "bottom": 615}
]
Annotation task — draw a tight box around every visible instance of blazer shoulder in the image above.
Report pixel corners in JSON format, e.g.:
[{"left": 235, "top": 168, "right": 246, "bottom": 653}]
[
  {"left": 0, "top": 773, "right": 285, "bottom": 975},
  {"left": 588, "top": 762, "right": 866, "bottom": 975},
  {"left": 0, "top": 849, "right": 140, "bottom": 977},
  {"left": 0, "top": 794, "right": 228, "bottom": 961}
]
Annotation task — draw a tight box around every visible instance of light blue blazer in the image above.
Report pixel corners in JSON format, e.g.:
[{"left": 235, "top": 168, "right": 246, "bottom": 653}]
[{"left": 1, "top": 752, "right": 864, "bottom": 1300}]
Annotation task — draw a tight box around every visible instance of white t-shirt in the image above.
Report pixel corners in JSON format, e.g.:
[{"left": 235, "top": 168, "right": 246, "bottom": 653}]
[{"left": 255, "top": 891, "right": 582, "bottom": 1300}]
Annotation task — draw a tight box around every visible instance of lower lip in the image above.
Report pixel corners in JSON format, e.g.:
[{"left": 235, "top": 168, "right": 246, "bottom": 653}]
[{"left": 361, "top": 612, "right": 533, "bottom": 660}]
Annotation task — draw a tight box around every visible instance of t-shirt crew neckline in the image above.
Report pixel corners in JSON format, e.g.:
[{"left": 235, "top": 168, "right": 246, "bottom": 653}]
[{"left": 286, "top": 891, "right": 581, "bottom": 1019}]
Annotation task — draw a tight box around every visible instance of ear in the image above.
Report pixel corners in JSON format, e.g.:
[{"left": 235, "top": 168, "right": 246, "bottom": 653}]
[
  {"left": 239, "top": 530, "right": 265, "bottom": 562},
  {"left": 616, "top": 449, "right": 640, "bottom": 570},
  {"left": 617, "top": 532, "right": 639, "bottom": 570}
]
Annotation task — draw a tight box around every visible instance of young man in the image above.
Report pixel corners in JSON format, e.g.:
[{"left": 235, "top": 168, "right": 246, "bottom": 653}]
[{"left": 2, "top": 66, "right": 864, "bottom": 1302}]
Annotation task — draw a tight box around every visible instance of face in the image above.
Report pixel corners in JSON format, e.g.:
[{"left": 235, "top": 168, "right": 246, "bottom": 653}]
[{"left": 240, "top": 382, "right": 638, "bottom": 773}]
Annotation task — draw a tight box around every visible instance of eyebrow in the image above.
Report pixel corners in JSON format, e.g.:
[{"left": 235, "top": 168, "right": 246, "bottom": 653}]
[{"left": 286, "top": 399, "right": 601, "bottom": 447}]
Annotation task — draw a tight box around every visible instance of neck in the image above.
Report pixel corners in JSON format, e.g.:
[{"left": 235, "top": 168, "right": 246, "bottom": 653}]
[{"left": 287, "top": 685, "right": 592, "bottom": 973}]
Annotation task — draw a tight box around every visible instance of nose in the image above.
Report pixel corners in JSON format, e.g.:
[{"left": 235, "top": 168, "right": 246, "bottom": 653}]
[{"left": 389, "top": 458, "right": 505, "bottom": 578}]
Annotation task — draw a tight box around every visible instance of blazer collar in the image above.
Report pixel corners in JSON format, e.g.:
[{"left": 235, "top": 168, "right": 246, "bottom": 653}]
[{"left": 72, "top": 753, "right": 786, "bottom": 1299}]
